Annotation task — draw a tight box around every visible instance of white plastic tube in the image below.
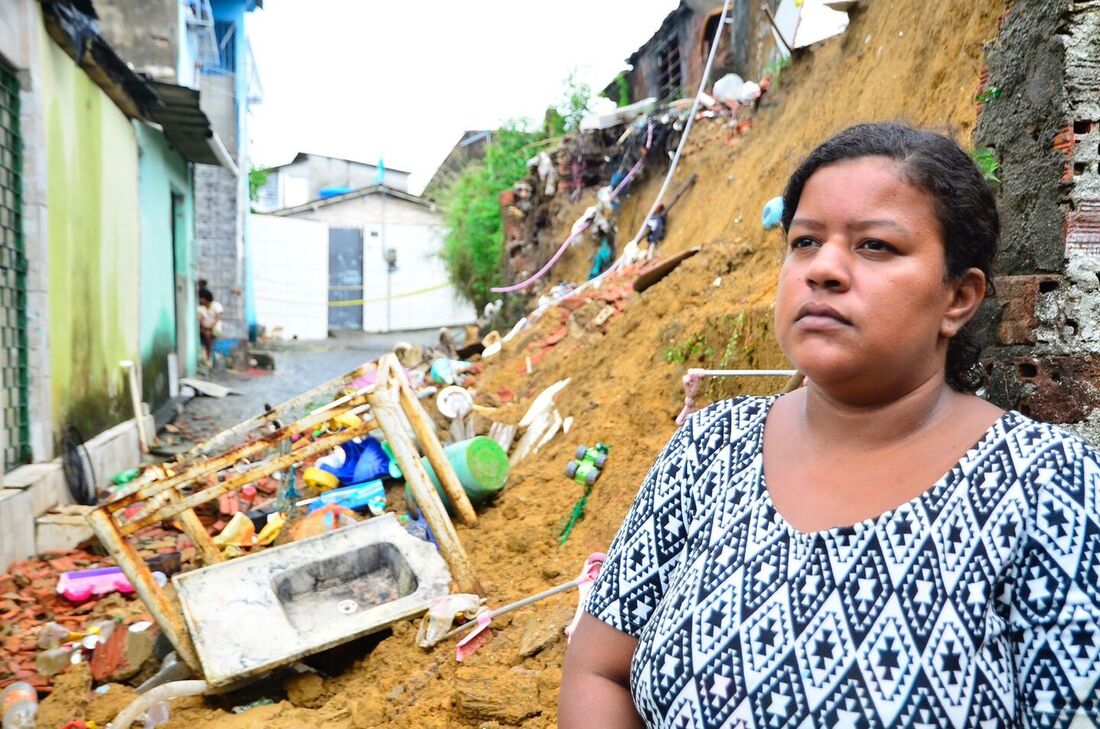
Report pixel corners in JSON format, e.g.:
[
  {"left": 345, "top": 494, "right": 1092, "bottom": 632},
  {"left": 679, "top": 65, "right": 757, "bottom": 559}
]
[{"left": 109, "top": 680, "right": 209, "bottom": 729}]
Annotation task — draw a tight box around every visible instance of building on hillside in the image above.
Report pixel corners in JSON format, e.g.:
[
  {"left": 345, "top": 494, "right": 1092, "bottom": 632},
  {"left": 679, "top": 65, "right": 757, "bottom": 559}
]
[
  {"left": 258, "top": 185, "right": 475, "bottom": 336},
  {"left": 601, "top": 0, "right": 779, "bottom": 105},
  {"left": 254, "top": 152, "right": 411, "bottom": 212},
  {"left": 421, "top": 130, "right": 491, "bottom": 202}
]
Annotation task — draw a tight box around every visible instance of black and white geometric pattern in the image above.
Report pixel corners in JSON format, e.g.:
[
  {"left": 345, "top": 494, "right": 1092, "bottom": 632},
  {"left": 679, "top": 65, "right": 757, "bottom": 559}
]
[{"left": 587, "top": 396, "right": 1100, "bottom": 728}]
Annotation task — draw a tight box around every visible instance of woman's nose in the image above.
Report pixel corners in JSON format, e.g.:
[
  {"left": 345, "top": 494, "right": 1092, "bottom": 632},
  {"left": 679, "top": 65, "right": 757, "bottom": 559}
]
[{"left": 804, "top": 239, "right": 851, "bottom": 291}]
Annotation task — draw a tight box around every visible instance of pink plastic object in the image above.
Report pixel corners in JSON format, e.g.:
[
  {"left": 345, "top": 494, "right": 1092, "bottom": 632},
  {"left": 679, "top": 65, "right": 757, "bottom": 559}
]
[
  {"left": 565, "top": 553, "right": 607, "bottom": 641},
  {"left": 676, "top": 369, "right": 705, "bottom": 426},
  {"left": 455, "top": 613, "right": 493, "bottom": 662},
  {"left": 56, "top": 566, "right": 134, "bottom": 603}
]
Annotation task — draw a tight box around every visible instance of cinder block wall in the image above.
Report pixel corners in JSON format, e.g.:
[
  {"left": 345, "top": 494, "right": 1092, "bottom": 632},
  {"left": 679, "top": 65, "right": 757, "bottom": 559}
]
[
  {"left": 194, "top": 163, "right": 246, "bottom": 340},
  {"left": 978, "top": 0, "right": 1100, "bottom": 444}
]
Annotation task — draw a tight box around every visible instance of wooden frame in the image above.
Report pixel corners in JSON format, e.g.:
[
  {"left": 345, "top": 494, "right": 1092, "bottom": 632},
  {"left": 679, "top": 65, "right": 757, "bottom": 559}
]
[{"left": 87, "top": 355, "right": 480, "bottom": 675}]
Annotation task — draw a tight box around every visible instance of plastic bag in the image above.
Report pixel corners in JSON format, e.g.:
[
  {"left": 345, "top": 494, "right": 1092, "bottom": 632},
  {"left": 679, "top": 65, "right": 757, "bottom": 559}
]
[{"left": 416, "top": 593, "right": 484, "bottom": 648}]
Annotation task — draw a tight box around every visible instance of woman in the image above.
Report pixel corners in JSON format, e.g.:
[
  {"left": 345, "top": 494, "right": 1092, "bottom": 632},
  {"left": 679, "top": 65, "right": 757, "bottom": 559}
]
[
  {"left": 560, "top": 123, "right": 1100, "bottom": 728},
  {"left": 197, "top": 287, "right": 223, "bottom": 367}
]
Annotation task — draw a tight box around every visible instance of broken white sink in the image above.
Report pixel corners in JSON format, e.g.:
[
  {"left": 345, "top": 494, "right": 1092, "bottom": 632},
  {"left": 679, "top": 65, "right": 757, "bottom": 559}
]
[{"left": 173, "top": 513, "right": 450, "bottom": 688}]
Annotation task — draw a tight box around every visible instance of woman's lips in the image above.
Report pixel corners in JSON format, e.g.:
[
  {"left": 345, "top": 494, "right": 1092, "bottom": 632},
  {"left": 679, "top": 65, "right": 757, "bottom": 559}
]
[{"left": 795, "top": 301, "right": 851, "bottom": 330}]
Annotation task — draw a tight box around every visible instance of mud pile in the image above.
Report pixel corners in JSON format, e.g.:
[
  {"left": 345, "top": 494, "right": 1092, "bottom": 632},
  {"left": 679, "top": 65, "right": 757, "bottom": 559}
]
[{"left": 160, "top": 1, "right": 1004, "bottom": 726}]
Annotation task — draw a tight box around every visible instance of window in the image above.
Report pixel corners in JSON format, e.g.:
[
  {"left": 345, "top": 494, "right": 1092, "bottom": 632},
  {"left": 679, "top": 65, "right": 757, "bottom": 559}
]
[
  {"left": 654, "top": 32, "right": 683, "bottom": 102},
  {"left": 0, "top": 61, "right": 30, "bottom": 470},
  {"left": 212, "top": 20, "right": 237, "bottom": 74}
]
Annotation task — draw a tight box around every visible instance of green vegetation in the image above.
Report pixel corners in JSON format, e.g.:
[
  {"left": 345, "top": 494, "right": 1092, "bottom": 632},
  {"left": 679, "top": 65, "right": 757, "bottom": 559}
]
[
  {"left": 763, "top": 54, "right": 792, "bottom": 81},
  {"left": 974, "top": 87, "right": 1001, "bottom": 104},
  {"left": 248, "top": 166, "right": 269, "bottom": 202},
  {"left": 440, "top": 124, "right": 539, "bottom": 309},
  {"left": 558, "top": 69, "right": 593, "bottom": 134},
  {"left": 440, "top": 73, "right": 595, "bottom": 310},
  {"left": 971, "top": 147, "right": 1001, "bottom": 183},
  {"left": 664, "top": 332, "right": 714, "bottom": 364},
  {"left": 614, "top": 73, "right": 631, "bottom": 107}
]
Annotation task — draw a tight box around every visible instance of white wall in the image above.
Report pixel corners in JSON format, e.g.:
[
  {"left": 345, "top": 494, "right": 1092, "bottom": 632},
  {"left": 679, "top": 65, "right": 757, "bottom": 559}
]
[
  {"left": 283, "top": 193, "right": 476, "bottom": 333},
  {"left": 252, "top": 214, "right": 329, "bottom": 340}
]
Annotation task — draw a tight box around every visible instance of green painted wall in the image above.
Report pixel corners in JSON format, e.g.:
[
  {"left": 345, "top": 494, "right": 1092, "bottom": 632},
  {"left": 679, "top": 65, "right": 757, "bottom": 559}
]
[
  {"left": 135, "top": 122, "right": 195, "bottom": 411},
  {"left": 42, "top": 25, "right": 141, "bottom": 440}
]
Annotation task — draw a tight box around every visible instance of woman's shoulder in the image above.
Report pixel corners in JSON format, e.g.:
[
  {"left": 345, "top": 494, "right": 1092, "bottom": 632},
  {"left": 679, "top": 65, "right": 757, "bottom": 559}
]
[
  {"left": 994, "top": 410, "right": 1099, "bottom": 500},
  {"left": 679, "top": 396, "right": 774, "bottom": 446}
]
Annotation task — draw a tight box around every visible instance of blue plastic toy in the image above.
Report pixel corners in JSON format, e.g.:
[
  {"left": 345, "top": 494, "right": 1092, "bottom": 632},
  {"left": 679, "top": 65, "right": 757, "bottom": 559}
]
[
  {"left": 761, "top": 196, "right": 784, "bottom": 230},
  {"left": 320, "top": 438, "right": 393, "bottom": 485},
  {"left": 306, "top": 479, "right": 386, "bottom": 516}
]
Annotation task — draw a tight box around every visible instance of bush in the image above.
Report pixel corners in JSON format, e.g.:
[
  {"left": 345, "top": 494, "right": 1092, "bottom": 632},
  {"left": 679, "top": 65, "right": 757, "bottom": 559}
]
[{"left": 440, "top": 125, "right": 539, "bottom": 310}]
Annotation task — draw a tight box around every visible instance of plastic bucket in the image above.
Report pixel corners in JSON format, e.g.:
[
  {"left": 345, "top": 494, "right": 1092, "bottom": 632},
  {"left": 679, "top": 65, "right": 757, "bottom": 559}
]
[{"left": 405, "top": 436, "right": 509, "bottom": 514}]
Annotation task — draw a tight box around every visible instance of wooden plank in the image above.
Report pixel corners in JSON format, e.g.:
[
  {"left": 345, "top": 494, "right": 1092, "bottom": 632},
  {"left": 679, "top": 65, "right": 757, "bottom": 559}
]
[
  {"left": 369, "top": 386, "right": 481, "bottom": 595},
  {"left": 117, "top": 422, "right": 372, "bottom": 536},
  {"left": 86, "top": 509, "right": 202, "bottom": 673},
  {"left": 396, "top": 377, "right": 478, "bottom": 527}
]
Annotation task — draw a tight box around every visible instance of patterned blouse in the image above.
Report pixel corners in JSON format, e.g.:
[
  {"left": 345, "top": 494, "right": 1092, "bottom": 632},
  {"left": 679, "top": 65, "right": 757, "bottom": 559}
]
[{"left": 586, "top": 396, "right": 1100, "bottom": 728}]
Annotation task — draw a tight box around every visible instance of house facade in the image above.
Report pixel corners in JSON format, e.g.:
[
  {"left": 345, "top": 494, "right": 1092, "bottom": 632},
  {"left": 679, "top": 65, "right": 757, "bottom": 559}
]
[
  {"left": 258, "top": 185, "right": 475, "bottom": 336},
  {"left": 602, "top": 1, "right": 779, "bottom": 105},
  {"left": 0, "top": 0, "right": 231, "bottom": 569}
]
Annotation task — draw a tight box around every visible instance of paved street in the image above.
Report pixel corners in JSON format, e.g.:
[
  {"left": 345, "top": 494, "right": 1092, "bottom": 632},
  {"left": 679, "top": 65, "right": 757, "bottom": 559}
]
[{"left": 180, "top": 329, "right": 449, "bottom": 436}]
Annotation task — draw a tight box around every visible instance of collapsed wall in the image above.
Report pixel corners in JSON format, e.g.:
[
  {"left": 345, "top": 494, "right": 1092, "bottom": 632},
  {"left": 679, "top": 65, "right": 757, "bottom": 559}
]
[{"left": 978, "top": 0, "right": 1100, "bottom": 440}]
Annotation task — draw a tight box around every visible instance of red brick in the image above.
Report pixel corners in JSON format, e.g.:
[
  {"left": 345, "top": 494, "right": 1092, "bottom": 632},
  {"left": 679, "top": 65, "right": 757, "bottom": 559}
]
[
  {"left": 1012, "top": 355, "right": 1100, "bottom": 422},
  {"left": 994, "top": 275, "right": 1061, "bottom": 345},
  {"left": 1066, "top": 199, "right": 1100, "bottom": 257}
]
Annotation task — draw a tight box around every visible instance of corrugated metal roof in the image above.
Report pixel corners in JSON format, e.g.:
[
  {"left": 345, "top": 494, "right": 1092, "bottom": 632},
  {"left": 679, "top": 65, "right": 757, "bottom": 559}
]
[{"left": 149, "top": 81, "right": 225, "bottom": 166}]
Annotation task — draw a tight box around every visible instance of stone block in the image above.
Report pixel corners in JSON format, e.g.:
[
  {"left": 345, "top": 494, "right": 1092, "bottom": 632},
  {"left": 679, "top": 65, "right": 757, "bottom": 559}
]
[
  {"left": 0, "top": 487, "right": 36, "bottom": 571},
  {"left": 36, "top": 505, "right": 96, "bottom": 552},
  {"left": 454, "top": 666, "right": 541, "bottom": 725},
  {"left": 3, "top": 461, "right": 68, "bottom": 515}
]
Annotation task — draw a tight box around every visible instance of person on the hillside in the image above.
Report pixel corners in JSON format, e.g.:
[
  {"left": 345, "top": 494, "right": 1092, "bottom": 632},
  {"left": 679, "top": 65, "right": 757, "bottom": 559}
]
[
  {"left": 197, "top": 287, "right": 223, "bottom": 367},
  {"left": 644, "top": 203, "right": 667, "bottom": 250},
  {"left": 559, "top": 122, "right": 1100, "bottom": 727},
  {"left": 589, "top": 229, "right": 615, "bottom": 280}
]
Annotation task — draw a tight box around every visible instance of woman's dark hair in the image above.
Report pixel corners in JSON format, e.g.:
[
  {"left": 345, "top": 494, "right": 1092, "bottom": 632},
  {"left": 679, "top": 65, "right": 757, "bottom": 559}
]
[
  {"left": 198, "top": 288, "right": 214, "bottom": 304},
  {"left": 780, "top": 122, "right": 1000, "bottom": 392}
]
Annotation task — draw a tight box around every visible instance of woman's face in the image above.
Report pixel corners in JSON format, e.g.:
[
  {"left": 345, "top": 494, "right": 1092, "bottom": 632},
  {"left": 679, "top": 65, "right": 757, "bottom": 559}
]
[{"left": 775, "top": 156, "right": 973, "bottom": 401}]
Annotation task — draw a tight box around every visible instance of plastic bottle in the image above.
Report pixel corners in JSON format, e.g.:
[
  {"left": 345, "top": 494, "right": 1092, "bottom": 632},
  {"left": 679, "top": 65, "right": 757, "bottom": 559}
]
[{"left": 0, "top": 681, "right": 38, "bottom": 729}]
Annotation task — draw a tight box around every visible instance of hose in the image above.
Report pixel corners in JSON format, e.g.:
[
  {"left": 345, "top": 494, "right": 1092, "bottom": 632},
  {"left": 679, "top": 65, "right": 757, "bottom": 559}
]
[
  {"left": 109, "top": 680, "right": 209, "bottom": 729},
  {"left": 489, "top": 122, "right": 654, "bottom": 294},
  {"left": 552, "top": 0, "right": 735, "bottom": 305}
]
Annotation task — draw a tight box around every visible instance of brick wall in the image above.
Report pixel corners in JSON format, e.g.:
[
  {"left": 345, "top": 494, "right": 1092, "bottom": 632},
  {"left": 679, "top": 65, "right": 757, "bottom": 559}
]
[{"left": 978, "top": 0, "right": 1100, "bottom": 443}]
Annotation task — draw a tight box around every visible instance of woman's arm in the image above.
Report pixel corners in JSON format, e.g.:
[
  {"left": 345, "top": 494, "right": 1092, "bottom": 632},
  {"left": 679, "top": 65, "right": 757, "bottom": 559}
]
[{"left": 559, "top": 613, "right": 642, "bottom": 729}]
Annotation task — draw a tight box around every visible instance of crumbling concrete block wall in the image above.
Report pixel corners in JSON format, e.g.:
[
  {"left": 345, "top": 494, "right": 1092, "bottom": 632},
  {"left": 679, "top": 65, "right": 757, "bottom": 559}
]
[
  {"left": 978, "top": 0, "right": 1100, "bottom": 443},
  {"left": 194, "top": 163, "right": 246, "bottom": 340}
]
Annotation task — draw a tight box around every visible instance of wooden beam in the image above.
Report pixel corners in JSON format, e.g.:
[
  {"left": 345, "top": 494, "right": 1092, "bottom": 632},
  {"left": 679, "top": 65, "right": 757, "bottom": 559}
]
[{"left": 368, "top": 386, "right": 481, "bottom": 594}]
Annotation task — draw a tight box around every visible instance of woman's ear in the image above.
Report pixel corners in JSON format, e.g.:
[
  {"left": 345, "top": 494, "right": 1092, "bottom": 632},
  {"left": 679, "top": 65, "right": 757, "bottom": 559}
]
[{"left": 941, "top": 267, "right": 987, "bottom": 338}]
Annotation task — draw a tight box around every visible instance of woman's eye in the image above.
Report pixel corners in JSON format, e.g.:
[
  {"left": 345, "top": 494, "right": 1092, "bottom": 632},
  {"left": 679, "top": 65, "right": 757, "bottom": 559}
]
[
  {"left": 861, "top": 239, "right": 893, "bottom": 252},
  {"left": 789, "top": 237, "right": 816, "bottom": 250}
]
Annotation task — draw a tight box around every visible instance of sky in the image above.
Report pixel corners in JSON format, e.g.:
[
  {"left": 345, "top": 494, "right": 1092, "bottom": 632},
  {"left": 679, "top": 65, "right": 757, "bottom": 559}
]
[{"left": 246, "top": 1, "right": 681, "bottom": 194}]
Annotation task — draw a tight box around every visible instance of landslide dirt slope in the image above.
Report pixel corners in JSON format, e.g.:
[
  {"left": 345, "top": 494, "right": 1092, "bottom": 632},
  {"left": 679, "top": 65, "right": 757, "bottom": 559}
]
[{"left": 171, "top": 1, "right": 1004, "bottom": 726}]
